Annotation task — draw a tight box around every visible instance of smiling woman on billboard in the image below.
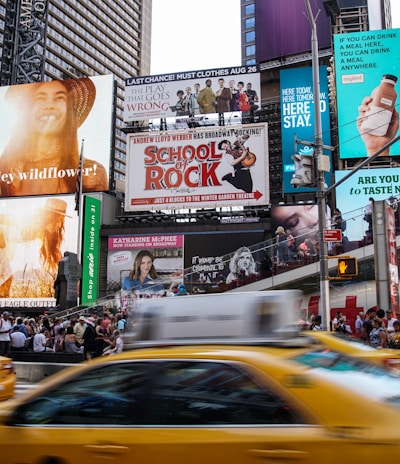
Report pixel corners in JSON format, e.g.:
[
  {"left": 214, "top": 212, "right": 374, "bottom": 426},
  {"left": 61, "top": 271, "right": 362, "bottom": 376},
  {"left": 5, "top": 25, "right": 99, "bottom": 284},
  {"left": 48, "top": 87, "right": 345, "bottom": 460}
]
[{"left": 0, "top": 78, "right": 109, "bottom": 197}]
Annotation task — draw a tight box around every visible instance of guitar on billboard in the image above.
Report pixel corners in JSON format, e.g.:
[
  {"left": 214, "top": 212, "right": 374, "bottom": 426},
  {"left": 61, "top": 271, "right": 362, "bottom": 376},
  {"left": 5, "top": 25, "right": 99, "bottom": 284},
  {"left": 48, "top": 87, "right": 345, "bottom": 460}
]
[{"left": 233, "top": 131, "right": 256, "bottom": 167}]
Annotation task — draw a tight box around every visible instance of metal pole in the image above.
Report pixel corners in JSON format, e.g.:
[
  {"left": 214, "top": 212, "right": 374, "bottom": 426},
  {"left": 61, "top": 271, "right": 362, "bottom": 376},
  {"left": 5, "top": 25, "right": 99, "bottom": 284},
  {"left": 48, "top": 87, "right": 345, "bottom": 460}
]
[{"left": 304, "top": 0, "right": 330, "bottom": 330}]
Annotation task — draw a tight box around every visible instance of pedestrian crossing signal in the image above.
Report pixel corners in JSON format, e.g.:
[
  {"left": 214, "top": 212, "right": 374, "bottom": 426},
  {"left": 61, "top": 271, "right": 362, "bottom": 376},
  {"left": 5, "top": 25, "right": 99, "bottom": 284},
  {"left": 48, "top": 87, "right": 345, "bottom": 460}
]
[{"left": 337, "top": 257, "right": 358, "bottom": 277}]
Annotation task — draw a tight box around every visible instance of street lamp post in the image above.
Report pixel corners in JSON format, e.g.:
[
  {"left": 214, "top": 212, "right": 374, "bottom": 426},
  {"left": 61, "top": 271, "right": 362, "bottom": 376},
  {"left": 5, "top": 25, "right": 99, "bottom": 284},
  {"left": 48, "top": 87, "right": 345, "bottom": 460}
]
[{"left": 304, "top": 0, "right": 330, "bottom": 330}]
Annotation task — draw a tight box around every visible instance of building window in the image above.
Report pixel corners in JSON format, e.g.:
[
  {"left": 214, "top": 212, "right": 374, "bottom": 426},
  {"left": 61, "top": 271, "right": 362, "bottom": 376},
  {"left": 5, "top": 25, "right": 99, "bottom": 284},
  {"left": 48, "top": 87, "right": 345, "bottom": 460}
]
[
  {"left": 246, "top": 45, "right": 256, "bottom": 56},
  {"left": 246, "top": 31, "right": 255, "bottom": 42},
  {"left": 245, "top": 4, "right": 255, "bottom": 15},
  {"left": 245, "top": 17, "right": 255, "bottom": 28},
  {"left": 246, "top": 58, "right": 256, "bottom": 66}
]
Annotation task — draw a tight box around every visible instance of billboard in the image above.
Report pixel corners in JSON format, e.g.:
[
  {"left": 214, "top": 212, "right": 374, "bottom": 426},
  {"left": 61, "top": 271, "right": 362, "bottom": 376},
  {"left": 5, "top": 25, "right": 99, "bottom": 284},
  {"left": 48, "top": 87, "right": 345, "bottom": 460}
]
[
  {"left": 0, "top": 195, "right": 79, "bottom": 308},
  {"left": 386, "top": 204, "right": 399, "bottom": 312},
  {"left": 124, "top": 65, "right": 260, "bottom": 122},
  {"left": 0, "top": 75, "right": 114, "bottom": 196},
  {"left": 335, "top": 167, "right": 400, "bottom": 241},
  {"left": 271, "top": 204, "right": 322, "bottom": 255},
  {"left": 106, "top": 230, "right": 265, "bottom": 298},
  {"left": 125, "top": 124, "right": 269, "bottom": 211},
  {"left": 107, "top": 234, "right": 185, "bottom": 298},
  {"left": 183, "top": 231, "right": 265, "bottom": 286},
  {"left": 255, "top": 0, "right": 332, "bottom": 63},
  {"left": 81, "top": 196, "right": 101, "bottom": 305},
  {"left": 334, "top": 29, "right": 400, "bottom": 158},
  {"left": 280, "top": 66, "right": 332, "bottom": 193}
]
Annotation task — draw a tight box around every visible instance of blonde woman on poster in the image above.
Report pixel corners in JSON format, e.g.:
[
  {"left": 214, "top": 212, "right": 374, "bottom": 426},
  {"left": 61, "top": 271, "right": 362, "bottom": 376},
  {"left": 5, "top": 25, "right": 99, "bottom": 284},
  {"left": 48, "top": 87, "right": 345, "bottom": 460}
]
[{"left": 0, "top": 198, "right": 73, "bottom": 298}]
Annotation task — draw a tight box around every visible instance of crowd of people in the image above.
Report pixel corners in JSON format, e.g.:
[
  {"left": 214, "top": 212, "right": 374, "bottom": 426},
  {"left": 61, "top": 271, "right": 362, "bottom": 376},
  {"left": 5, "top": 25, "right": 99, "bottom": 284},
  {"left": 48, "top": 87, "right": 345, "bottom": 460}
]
[
  {"left": 305, "top": 307, "right": 400, "bottom": 350},
  {"left": 0, "top": 310, "right": 127, "bottom": 360}
]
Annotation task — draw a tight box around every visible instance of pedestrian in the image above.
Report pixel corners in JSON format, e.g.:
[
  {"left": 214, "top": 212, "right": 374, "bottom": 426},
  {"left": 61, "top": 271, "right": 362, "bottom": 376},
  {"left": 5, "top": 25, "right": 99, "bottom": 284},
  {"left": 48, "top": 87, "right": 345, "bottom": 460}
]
[
  {"left": 0, "top": 311, "right": 12, "bottom": 356},
  {"left": 82, "top": 317, "right": 96, "bottom": 360},
  {"left": 10, "top": 325, "right": 27, "bottom": 351},
  {"left": 369, "top": 317, "right": 388, "bottom": 348}
]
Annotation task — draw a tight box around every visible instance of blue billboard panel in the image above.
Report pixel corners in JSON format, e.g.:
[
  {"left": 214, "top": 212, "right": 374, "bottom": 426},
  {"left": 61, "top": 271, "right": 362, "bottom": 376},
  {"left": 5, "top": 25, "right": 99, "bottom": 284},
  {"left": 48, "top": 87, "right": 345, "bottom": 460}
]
[
  {"left": 335, "top": 167, "right": 400, "bottom": 241},
  {"left": 280, "top": 66, "right": 332, "bottom": 193},
  {"left": 334, "top": 29, "right": 400, "bottom": 158}
]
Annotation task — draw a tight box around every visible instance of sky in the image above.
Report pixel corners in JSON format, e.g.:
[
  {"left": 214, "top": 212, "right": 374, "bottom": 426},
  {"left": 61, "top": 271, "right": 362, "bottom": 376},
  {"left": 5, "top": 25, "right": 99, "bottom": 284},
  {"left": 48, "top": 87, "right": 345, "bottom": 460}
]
[
  {"left": 151, "top": 0, "right": 241, "bottom": 74},
  {"left": 151, "top": 0, "right": 400, "bottom": 75}
]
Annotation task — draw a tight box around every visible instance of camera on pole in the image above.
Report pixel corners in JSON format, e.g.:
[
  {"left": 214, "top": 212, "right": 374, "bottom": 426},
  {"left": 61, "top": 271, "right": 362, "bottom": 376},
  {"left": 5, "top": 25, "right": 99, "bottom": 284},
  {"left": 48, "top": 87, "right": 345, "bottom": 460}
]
[{"left": 290, "top": 149, "right": 316, "bottom": 188}]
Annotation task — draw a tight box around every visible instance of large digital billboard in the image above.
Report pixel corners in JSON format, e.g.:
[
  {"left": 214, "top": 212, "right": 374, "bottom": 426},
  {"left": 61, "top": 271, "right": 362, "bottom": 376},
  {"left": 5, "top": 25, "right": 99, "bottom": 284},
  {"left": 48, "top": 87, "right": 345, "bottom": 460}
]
[
  {"left": 0, "top": 195, "right": 79, "bottom": 308},
  {"left": 280, "top": 66, "right": 332, "bottom": 193},
  {"left": 255, "top": 0, "right": 331, "bottom": 63},
  {"left": 125, "top": 124, "right": 269, "bottom": 211},
  {"left": 124, "top": 65, "right": 260, "bottom": 122},
  {"left": 0, "top": 75, "right": 114, "bottom": 196},
  {"left": 334, "top": 29, "right": 400, "bottom": 158},
  {"left": 107, "top": 234, "right": 185, "bottom": 298},
  {"left": 106, "top": 230, "right": 265, "bottom": 300}
]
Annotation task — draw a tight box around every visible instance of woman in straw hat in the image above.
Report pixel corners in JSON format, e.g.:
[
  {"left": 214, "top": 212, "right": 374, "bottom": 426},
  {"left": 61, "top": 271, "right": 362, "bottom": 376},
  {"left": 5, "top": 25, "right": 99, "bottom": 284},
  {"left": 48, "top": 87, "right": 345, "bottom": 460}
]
[{"left": 0, "top": 78, "right": 108, "bottom": 196}]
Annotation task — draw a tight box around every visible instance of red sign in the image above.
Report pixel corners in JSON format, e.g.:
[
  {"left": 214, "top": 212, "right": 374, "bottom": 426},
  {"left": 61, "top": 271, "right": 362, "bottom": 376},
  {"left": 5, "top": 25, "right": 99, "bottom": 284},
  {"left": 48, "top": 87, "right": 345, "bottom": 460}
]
[
  {"left": 323, "top": 229, "right": 342, "bottom": 242},
  {"left": 125, "top": 124, "right": 269, "bottom": 211}
]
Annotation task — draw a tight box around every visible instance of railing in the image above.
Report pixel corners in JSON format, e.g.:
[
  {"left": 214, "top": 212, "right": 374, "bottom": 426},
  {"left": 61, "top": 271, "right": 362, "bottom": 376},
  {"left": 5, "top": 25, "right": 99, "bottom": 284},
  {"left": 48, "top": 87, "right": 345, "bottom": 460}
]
[{"left": 48, "top": 200, "right": 393, "bottom": 322}]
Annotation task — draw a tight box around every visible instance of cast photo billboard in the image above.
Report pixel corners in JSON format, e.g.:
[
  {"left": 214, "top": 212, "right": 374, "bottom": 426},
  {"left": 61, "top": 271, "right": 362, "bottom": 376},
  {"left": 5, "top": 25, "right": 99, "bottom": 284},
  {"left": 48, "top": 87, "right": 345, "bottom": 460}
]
[
  {"left": 0, "top": 74, "right": 114, "bottom": 197},
  {"left": 124, "top": 65, "right": 260, "bottom": 122},
  {"left": 280, "top": 66, "right": 332, "bottom": 193},
  {"left": 125, "top": 123, "right": 269, "bottom": 211},
  {"left": 334, "top": 29, "right": 400, "bottom": 158},
  {"left": 0, "top": 194, "right": 79, "bottom": 308}
]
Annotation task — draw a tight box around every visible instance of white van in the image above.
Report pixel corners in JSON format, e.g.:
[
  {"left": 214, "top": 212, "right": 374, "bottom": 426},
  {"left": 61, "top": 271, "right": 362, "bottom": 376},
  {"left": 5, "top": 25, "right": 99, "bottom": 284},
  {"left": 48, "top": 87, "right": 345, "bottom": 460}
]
[{"left": 124, "top": 290, "right": 303, "bottom": 347}]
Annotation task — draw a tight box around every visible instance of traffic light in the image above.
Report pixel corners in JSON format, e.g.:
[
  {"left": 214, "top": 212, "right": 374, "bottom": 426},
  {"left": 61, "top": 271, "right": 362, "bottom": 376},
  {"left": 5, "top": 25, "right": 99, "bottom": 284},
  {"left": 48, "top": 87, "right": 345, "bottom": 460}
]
[{"left": 337, "top": 257, "right": 358, "bottom": 277}]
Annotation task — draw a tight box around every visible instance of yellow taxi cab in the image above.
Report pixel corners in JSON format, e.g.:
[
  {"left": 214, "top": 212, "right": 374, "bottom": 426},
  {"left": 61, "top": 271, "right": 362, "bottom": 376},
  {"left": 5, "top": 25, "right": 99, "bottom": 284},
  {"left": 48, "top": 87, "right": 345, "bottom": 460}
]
[
  {"left": 0, "top": 355, "right": 15, "bottom": 401},
  {"left": 306, "top": 329, "right": 400, "bottom": 371},
  {"left": 1, "top": 341, "right": 400, "bottom": 463}
]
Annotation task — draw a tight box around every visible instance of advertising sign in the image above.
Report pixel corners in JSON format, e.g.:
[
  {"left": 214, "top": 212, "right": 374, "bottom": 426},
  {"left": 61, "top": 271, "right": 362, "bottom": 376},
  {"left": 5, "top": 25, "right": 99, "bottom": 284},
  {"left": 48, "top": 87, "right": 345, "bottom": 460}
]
[
  {"left": 386, "top": 204, "right": 399, "bottom": 312},
  {"left": 0, "top": 75, "right": 114, "bottom": 197},
  {"left": 335, "top": 168, "right": 400, "bottom": 241},
  {"left": 107, "top": 234, "right": 184, "bottom": 300},
  {"left": 183, "top": 231, "right": 265, "bottom": 287},
  {"left": 81, "top": 196, "right": 101, "bottom": 305},
  {"left": 124, "top": 65, "right": 260, "bottom": 122},
  {"left": 125, "top": 124, "right": 269, "bottom": 211},
  {"left": 0, "top": 194, "right": 78, "bottom": 308},
  {"left": 334, "top": 29, "right": 400, "bottom": 158},
  {"left": 106, "top": 231, "right": 266, "bottom": 299},
  {"left": 280, "top": 66, "right": 332, "bottom": 193},
  {"left": 271, "top": 204, "right": 332, "bottom": 256}
]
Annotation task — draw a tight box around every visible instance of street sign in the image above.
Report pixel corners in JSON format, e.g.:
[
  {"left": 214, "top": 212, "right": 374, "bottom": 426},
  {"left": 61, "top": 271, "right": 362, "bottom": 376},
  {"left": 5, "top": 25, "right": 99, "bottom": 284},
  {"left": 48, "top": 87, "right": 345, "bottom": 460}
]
[{"left": 323, "top": 229, "right": 342, "bottom": 242}]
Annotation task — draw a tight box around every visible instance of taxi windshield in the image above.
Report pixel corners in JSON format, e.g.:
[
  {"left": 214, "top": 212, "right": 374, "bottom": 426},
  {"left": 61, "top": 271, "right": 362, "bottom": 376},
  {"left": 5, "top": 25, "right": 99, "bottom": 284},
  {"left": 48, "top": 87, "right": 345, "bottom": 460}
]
[{"left": 291, "top": 349, "right": 400, "bottom": 407}]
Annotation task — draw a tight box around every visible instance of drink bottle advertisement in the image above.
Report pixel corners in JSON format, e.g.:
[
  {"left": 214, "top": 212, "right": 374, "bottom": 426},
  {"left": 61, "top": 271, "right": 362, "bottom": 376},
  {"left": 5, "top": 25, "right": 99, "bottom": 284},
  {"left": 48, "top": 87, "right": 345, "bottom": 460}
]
[{"left": 334, "top": 28, "right": 400, "bottom": 159}]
